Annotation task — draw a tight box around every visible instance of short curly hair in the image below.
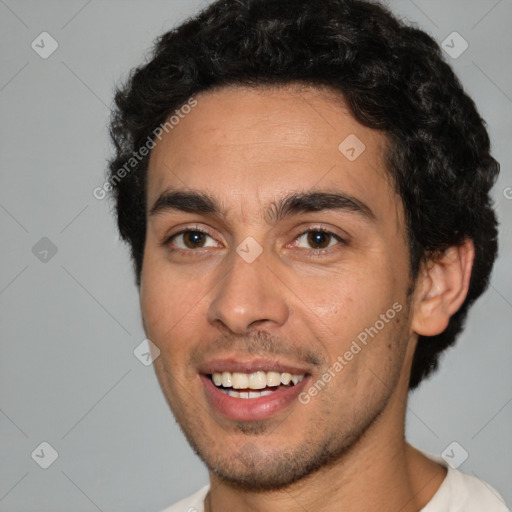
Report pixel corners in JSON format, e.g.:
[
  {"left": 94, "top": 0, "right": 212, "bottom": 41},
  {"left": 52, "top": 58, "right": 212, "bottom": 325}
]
[{"left": 107, "top": 0, "right": 499, "bottom": 389}]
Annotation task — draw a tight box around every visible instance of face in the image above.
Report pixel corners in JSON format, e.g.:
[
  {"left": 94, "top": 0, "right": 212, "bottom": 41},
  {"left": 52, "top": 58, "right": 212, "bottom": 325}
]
[{"left": 140, "top": 85, "right": 415, "bottom": 489}]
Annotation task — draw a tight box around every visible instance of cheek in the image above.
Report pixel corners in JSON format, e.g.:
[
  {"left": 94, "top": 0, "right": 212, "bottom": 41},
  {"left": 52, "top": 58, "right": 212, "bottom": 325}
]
[
  {"left": 299, "top": 262, "right": 397, "bottom": 331},
  {"left": 140, "top": 256, "right": 205, "bottom": 348},
  {"left": 295, "top": 257, "right": 408, "bottom": 376}
]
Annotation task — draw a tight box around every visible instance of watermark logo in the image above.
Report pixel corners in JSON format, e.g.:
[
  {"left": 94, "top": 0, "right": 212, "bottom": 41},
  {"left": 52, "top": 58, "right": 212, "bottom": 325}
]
[
  {"left": 31, "top": 441, "right": 59, "bottom": 469},
  {"left": 32, "top": 237, "right": 58, "bottom": 263},
  {"left": 442, "top": 32, "right": 468, "bottom": 59},
  {"left": 441, "top": 441, "right": 469, "bottom": 469},
  {"left": 338, "top": 134, "right": 366, "bottom": 161},
  {"left": 31, "top": 32, "right": 59, "bottom": 59},
  {"left": 134, "top": 338, "right": 161, "bottom": 366},
  {"left": 236, "top": 236, "right": 263, "bottom": 264}
]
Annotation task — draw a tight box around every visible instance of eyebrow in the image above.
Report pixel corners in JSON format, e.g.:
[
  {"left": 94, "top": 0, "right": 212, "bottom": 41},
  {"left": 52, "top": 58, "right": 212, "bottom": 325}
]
[{"left": 148, "top": 189, "right": 375, "bottom": 223}]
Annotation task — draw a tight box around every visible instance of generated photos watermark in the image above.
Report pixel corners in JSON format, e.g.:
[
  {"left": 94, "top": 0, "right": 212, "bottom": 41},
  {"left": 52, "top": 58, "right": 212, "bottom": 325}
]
[
  {"left": 93, "top": 96, "right": 198, "bottom": 200},
  {"left": 298, "top": 301, "right": 403, "bottom": 405}
]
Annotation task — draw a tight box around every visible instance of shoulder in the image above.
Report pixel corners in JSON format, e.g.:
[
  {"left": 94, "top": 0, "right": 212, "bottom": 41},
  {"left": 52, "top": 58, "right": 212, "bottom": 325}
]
[
  {"left": 159, "top": 485, "right": 210, "bottom": 512},
  {"left": 442, "top": 468, "right": 510, "bottom": 511},
  {"left": 420, "top": 451, "right": 510, "bottom": 512}
]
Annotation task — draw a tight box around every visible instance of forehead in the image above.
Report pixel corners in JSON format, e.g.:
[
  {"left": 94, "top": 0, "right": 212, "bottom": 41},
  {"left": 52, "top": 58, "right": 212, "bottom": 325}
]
[{"left": 146, "top": 84, "right": 400, "bottom": 226}]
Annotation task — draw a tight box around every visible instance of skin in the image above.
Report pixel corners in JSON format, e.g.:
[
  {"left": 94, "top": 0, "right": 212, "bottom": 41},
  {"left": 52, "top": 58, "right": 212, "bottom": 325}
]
[{"left": 139, "top": 85, "right": 474, "bottom": 511}]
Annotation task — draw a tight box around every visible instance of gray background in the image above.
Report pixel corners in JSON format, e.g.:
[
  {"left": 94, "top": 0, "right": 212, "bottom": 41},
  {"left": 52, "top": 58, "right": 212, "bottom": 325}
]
[{"left": 1, "top": 0, "right": 511, "bottom": 510}]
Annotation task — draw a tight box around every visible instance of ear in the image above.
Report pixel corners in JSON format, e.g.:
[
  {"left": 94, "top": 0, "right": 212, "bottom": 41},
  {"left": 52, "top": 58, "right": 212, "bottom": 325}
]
[{"left": 411, "top": 238, "right": 475, "bottom": 336}]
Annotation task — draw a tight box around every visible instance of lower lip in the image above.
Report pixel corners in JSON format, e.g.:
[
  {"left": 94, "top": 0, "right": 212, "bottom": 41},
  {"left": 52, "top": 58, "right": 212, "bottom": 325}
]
[{"left": 201, "top": 374, "right": 309, "bottom": 422}]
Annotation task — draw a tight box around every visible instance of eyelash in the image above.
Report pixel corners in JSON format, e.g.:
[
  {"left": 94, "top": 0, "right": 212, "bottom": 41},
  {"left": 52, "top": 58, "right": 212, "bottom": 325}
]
[{"left": 163, "top": 226, "right": 347, "bottom": 256}]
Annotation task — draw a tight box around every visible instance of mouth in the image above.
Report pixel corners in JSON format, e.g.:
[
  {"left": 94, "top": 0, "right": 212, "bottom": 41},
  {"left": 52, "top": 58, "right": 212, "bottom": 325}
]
[
  {"left": 209, "top": 370, "right": 305, "bottom": 399},
  {"left": 199, "top": 361, "right": 311, "bottom": 422}
]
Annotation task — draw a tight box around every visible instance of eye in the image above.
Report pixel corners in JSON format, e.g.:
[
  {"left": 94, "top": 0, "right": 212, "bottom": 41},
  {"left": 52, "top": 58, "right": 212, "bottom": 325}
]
[
  {"left": 164, "top": 227, "right": 345, "bottom": 254},
  {"left": 294, "top": 229, "right": 344, "bottom": 251},
  {"left": 167, "top": 229, "right": 218, "bottom": 250}
]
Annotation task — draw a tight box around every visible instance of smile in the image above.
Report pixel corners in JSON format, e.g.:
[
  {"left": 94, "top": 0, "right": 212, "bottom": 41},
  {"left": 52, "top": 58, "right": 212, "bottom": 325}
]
[
  {"left": 210, "top": 371, "right": 305, "bottom": 399},
  {"left": 201, "top": 369, "right": 310, "bottom": 421}
]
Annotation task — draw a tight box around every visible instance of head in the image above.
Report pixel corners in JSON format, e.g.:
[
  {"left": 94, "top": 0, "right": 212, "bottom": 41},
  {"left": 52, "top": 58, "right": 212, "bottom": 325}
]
[{"left": 107, "top": 0, "right": 498, "bottom": 490}]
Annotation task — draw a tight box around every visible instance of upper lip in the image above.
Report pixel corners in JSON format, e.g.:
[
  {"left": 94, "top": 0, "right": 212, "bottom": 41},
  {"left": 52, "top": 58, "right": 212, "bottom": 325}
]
[{"left": 198, "top": 357, "right": 311, "bottom": 375}]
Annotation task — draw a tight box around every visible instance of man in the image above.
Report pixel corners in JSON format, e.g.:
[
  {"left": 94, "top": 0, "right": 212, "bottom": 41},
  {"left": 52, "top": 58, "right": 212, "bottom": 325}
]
[{"left": 107, "top": 0, "right": 508, "bottom": 510}]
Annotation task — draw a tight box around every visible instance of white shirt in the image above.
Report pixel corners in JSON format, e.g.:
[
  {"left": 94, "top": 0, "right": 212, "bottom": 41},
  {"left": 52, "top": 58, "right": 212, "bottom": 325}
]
[{"left": 160, "top": 452, "right": 510, "bottom": 512}]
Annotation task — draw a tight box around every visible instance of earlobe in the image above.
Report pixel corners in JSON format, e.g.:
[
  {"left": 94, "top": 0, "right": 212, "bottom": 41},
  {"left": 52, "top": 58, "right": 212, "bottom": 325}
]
[{"left": 411, "top": 239, "right": 475, "bottom": 337}]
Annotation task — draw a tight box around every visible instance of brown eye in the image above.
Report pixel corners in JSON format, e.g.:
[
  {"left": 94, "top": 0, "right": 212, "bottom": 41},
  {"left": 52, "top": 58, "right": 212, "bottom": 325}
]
[
  {"left": 182, "top": 231, "right": 207, "bottom": 248},
  {"left": 168, "top": 230, "right": 217, "bottom": 250},
  {"left": 307, "top": 231, "right": 331, "bottom": 249},
  {"left": 295, "top": 229, "right": 343, "bottom": 251}
]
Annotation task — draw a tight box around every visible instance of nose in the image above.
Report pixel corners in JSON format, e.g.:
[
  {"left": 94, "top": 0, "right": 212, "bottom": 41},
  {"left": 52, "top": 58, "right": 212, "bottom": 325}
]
[{"left": 207, "top": 249, "right": 289, "bottom": 335}]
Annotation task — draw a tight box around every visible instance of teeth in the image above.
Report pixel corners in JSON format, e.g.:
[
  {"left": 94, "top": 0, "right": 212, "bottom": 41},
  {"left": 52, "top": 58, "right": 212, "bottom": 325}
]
[
  {"left": 248, "top": 371, "right": 266, "bottom": 389},
  {"left": 291, "top": 374, "right": 304, "bottom": 385},
  {"left": 266, "top": 371, "right": 281, "bottom": 387},
  {"left": 281, "top": 372, "right": 291, "bottom": 385},
  {"left": 231, "top": 372, "right": 249, "bottom": 389},
  {"left": 211, "top": 371, "right": 306, "bottom": 390},
  {"left": 221, "top": 371, "right": 232, "bottom": 387},
  {"left": 219, "top": 388, "right": 276, "bottom": 399}
]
